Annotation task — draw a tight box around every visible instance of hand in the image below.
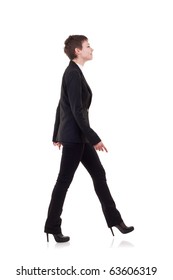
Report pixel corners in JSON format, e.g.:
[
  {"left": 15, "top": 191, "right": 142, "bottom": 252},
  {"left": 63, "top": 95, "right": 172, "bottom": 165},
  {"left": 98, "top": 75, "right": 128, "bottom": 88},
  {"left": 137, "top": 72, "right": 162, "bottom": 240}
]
[
  {"left": 53, "top": 142, "right": 62, "bottom": 150},
  {"left": 94, "top": 141, "right": 108, "bottom": 152}
]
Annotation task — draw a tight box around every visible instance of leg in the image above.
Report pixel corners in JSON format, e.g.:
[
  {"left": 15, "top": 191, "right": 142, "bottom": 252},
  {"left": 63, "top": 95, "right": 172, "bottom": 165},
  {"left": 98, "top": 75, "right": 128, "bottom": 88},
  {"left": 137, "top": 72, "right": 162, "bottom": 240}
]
[
  {"left": 81, "top": 144, "right": 123, "bottom": 227},
  {"left": 44, "top": 143, "right": 84, "bottom": 234}
]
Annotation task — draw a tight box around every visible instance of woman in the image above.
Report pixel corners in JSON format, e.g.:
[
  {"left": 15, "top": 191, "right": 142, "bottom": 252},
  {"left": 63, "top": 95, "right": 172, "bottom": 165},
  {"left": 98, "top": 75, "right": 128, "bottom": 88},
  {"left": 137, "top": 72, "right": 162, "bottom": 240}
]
[{"left": 44, "top": 35, "right": 134, "bottom": 242}]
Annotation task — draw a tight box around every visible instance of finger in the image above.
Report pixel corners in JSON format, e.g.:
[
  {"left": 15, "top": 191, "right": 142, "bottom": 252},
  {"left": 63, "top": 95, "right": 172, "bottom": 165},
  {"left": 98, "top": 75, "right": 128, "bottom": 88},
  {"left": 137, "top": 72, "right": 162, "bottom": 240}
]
[
  {"left": 102, "top": 145, "right": 108, "bottom": 152},
  {"left": 104, "top": 146, "right": 108, "bottom": 152}
]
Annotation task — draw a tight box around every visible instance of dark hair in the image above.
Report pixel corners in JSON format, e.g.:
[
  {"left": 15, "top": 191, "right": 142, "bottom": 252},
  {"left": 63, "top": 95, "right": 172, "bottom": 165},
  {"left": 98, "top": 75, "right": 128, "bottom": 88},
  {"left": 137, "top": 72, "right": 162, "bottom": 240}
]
[{"left": 64, "top": 35, "right": 88, "bottom": 60}]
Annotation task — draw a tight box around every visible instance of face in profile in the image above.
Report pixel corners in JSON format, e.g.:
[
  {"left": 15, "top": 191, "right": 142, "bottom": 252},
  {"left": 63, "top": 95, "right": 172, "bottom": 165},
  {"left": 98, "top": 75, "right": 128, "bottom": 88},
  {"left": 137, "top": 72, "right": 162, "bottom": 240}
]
[{"left": 75, "top": 40, "right": 94, "bottom": 62}]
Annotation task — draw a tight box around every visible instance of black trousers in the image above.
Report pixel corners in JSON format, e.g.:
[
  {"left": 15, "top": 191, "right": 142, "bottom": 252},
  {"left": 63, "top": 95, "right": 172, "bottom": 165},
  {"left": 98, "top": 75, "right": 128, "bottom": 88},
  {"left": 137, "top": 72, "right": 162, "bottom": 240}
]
[{"left": 44, "top": 143, "right": 122, "bottom": 234}]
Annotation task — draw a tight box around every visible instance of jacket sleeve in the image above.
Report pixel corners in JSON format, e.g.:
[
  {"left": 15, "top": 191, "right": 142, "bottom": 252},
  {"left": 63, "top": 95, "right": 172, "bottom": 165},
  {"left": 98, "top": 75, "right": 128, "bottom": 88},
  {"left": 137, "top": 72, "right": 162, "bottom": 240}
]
[
  {"left": 52, "top": 101, "right": 60, "bottom": 142},
  {"left": 66, "top": 70, "right": 101, "bottom": 145}
]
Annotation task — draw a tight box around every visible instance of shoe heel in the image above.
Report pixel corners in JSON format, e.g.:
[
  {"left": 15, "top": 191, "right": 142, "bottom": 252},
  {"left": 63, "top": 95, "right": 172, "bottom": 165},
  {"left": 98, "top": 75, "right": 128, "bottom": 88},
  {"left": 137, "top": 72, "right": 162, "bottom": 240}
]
[
  {"left": 46, "top": 233, "right": 49, "bottom": 242},
  {"left": 110, "top": 227, "right": 114, "bottom": 236}
]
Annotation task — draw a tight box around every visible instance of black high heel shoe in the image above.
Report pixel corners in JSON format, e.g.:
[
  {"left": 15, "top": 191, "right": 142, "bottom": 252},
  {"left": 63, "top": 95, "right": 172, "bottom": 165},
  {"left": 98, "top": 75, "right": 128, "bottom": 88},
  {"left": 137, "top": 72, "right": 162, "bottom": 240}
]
[
  {"left": 110, "top": 222, "right": 134, "bottom": 236},
  {"left": 46, "top": 233, "right": 70, "bottom": 243}
]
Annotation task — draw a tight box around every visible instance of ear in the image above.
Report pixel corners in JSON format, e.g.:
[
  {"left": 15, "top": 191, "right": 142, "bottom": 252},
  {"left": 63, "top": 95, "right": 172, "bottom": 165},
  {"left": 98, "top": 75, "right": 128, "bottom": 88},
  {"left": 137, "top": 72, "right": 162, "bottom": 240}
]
[{"left": 74, "top": 47, "right": 81, "bottom": 56}]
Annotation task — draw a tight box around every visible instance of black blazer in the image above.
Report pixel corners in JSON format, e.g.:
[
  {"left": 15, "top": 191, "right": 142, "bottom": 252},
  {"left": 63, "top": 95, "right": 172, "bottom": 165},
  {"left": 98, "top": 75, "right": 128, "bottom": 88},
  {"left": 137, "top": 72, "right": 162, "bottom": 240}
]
[{"left": 52, "top": 61, "right": 101, "bottom": 145}]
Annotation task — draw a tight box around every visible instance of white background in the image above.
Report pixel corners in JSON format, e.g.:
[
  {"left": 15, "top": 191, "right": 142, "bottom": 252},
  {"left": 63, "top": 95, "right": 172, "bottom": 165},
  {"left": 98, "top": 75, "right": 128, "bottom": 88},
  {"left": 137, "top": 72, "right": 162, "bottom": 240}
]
[{"left": 0, "top": 0, "right": 173, "bottom": 279}]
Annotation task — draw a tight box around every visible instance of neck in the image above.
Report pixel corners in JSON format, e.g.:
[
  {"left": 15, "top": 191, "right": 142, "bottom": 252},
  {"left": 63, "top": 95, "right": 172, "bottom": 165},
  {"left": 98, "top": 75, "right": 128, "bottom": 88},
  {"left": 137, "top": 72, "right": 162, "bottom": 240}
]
[{"left": 73, "top": 58, "right": 85, "bottom": 66}]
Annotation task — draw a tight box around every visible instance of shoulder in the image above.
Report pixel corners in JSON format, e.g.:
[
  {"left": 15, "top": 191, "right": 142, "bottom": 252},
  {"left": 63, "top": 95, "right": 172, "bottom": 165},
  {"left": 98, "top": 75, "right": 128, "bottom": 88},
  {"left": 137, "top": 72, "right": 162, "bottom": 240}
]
[{"left": 64, "top": 62, "right": 82, "bottom": 82}]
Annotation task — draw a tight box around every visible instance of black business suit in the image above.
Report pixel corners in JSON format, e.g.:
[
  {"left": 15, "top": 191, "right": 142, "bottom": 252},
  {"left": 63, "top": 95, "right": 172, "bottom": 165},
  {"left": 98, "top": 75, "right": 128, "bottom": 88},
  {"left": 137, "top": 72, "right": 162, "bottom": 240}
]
[
  {"left": 44, "top": 61, "right": 122, "bottom": 234},
  {"left": 52, "top": 61, "right": 101, "bottom": 145}
]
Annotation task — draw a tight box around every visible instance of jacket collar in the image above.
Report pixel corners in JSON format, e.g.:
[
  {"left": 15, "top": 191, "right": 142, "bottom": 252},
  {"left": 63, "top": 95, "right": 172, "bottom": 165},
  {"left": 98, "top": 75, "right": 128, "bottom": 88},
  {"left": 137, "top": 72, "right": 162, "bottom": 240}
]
[
  {"left": 69, "top": 60, "right": 82, "bottom": 71},
  {"left": 68, "top": 61, "right": 92, "bottom": 95}
]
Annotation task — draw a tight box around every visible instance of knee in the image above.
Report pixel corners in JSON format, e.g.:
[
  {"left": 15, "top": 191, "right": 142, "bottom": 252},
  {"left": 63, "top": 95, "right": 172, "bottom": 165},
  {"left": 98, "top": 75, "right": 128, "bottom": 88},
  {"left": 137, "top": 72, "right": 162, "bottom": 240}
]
[
  {"left": 92, "top": 166, "right": 106, "bottom": 182},
  {"left": 55, "top": 174, "right": 73, "bottom": 189}
]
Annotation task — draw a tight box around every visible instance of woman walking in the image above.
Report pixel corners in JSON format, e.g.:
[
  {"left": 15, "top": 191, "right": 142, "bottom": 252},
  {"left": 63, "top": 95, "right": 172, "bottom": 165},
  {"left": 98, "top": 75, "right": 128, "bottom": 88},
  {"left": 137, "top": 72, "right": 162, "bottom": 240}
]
[{"left": 44, "top": 35, "right": 134, "bottom": 242}]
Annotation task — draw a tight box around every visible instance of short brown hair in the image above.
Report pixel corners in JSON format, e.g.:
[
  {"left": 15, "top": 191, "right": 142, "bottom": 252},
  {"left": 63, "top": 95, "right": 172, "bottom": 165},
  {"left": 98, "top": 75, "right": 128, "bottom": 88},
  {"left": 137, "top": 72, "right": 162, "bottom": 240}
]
[{"left": 64, "top": 35, "right": 88, "bottom": 60}]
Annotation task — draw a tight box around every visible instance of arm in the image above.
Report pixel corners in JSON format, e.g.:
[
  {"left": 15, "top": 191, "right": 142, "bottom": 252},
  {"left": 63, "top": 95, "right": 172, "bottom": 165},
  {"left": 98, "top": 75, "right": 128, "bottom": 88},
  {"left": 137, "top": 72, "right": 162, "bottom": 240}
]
[
  {"left": 66, "top": 70, "right": 101, "bottom": 145},
  {"left": 52, "top": 101, "right": 60, "bottom": 142}
]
